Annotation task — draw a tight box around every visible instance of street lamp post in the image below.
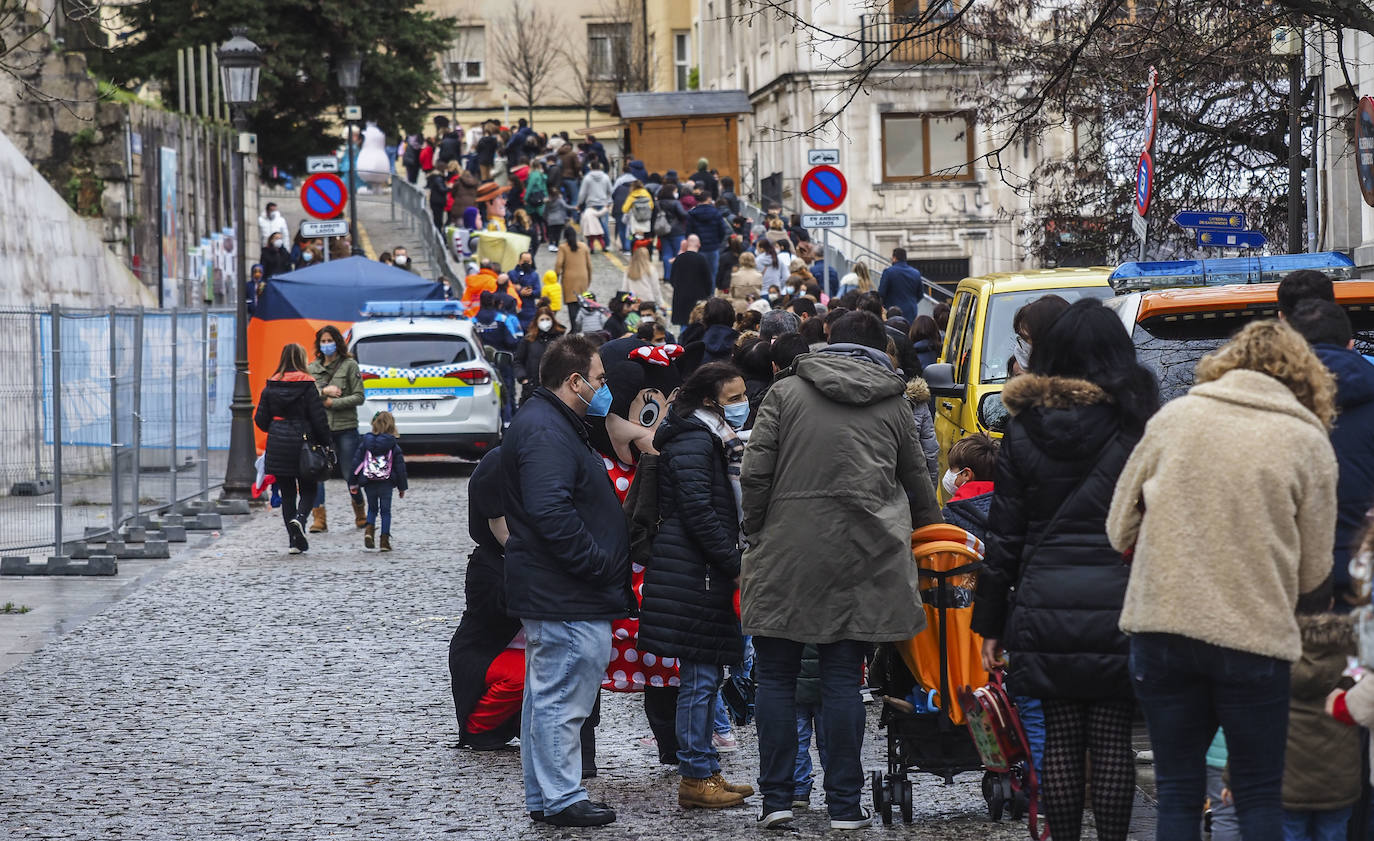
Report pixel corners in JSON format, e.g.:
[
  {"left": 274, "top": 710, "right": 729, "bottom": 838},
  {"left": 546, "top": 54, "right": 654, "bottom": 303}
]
[
  {"left": 337, "top": 52, "right": 362, "bottom": 256},
  {"left": 217, "top": 28, "right": 263, "bottom": 501},
  {"left": 447, "top": 62, "right": 461, "bottom": 128}
]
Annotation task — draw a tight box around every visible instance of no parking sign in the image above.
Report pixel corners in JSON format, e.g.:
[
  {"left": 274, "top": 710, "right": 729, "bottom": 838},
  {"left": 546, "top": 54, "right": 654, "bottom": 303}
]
[{"left": 300, "top": 173, "right": 348, "bottom": 220}]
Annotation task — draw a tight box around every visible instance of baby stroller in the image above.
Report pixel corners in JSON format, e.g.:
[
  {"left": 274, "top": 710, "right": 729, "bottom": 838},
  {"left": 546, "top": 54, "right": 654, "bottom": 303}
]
[{"left": 868, "top": 524, "right": 1029, "bottom": 826}]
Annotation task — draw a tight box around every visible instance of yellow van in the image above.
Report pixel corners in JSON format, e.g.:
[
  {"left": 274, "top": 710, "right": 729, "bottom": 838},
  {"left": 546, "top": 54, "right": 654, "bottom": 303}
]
[{"left": 924, "top": 268, "right": 1115, "bottom": 474}]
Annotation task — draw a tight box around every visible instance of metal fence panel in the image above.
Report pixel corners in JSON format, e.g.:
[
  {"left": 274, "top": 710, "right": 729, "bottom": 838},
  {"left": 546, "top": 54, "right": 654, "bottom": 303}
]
[{"left": 0, "top": 306, "right": 236, "bottom": 559}]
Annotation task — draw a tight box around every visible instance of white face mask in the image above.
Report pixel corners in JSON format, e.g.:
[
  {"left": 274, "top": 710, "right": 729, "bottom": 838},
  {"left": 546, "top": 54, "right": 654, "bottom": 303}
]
[
  {"left": 395, "top": 255, "right": 408, "bottom": 266},
  {"left": 1013, "top": 337, "right": 1031, "bottom": 370},
  {"left": 537, "top": 318, "right": 553, "bottom": 331},
  {"left": 270, "top": 237, "right": 282, "bottom": 248},
  {"left": 302, "top": 251, "right": 314, "bottom": 263},
  {"left": 941, "top": 468, "right": 963, "bottom": 497}
]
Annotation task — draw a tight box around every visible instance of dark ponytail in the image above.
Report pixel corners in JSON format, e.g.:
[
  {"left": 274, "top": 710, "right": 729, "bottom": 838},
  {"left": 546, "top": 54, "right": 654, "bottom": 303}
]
[{"left": 675, "top": 362, "right": 743, "bottom": 424}]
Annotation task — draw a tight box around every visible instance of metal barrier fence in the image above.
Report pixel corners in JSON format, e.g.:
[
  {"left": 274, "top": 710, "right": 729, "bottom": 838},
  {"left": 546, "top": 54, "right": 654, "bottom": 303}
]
[
  {"left": 0, "top": 306, "right": 236, "bottom": 559},
  {"left": 390, "top": 176, "right": 466, "bottom": 282}
]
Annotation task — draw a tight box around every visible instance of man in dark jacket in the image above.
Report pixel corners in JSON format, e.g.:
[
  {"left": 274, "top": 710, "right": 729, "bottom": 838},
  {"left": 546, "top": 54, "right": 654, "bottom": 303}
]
[
  {"left": 669, "top": 235, "right": 714, "bottom": 332},
  {"left": 741, "top": 311, "right": 942, "bottom": 829},
  {"left": 1288, "top": 299, "right": 1374, "bottom": 610},
  {"left": 687, "top": 198, "right": 731, "bottom": 274},
  {"left": 878, "top": 248, "right": 925, "bottom": 322},
  {"left": 501, "top": 334, "right": 629, "bottom": 828}
]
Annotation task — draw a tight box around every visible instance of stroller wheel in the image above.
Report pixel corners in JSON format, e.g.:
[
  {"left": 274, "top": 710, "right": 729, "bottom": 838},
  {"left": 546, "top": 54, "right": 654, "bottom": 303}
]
[
  {"left": 899, "top": 776, "right": 913, "bottom": 824},
  {"left": 871, "top": 770, "right": 888, "bottom": 821},
  {"left": 1010, "top": 788, "right": 1028, "bottom": 820},
  {"left": 983, "top": 771, "right": 1005, "bottom": 822}
]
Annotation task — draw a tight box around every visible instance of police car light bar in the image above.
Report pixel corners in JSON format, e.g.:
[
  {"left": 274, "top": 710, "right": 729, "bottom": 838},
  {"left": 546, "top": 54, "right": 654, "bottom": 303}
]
[
  {"left": 361, "top": 300, "right": 465, "bottom": 318},
  {"left": 1109, "top": 251, "right": 1355, "bottom": 293}
]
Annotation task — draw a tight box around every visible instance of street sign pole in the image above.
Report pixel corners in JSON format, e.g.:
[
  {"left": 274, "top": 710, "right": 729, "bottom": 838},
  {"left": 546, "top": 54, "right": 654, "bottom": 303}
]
[{"left": 323, "top": 236, "right": 329, "bottom": 262}]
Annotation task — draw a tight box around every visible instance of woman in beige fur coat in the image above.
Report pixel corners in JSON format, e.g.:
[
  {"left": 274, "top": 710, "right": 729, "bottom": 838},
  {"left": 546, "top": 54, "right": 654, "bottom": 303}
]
[{"left": 1107, "top": 319, "right": 1338, "bottom": 841}]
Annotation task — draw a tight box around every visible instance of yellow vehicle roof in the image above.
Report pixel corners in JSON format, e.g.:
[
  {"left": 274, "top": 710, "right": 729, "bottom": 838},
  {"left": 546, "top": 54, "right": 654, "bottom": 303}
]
[{"left": 955, "top": 266, "right": 1115, "bottom": 295}]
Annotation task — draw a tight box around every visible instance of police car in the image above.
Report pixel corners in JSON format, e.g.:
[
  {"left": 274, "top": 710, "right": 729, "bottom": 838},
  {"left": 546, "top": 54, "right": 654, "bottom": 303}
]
[
  {"left": 347, "top": 301, "right": 502, "bottom": 458},
  {"left": 1104, "top": 252, "right": 1368, "bottom": 400}
]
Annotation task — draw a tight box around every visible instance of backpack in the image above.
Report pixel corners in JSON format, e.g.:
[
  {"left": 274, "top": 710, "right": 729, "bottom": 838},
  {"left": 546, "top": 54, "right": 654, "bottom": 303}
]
[
  {"left": 356, "top": 447, "right": 393, "bottom": 482},
  {"left": 438, "top": 132, "right": 463, "bottom": 163},
  {"left": 577, "top": 305, "right": 608, "bottom": 334},
  {"left": 630, "top": 194, "right": 654, "bottom": 225},
  {"left": 651, "top": 203, "right": 672, "bottom": 237},
  {"left": 402, "top": 135, "right": 421, "bottom": 168},
  {"left": 622, "top": 453, "right": 661, "bottom": 568}
]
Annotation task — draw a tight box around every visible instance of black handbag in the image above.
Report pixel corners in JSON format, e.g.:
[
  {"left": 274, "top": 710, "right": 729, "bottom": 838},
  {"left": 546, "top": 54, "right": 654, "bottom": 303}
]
[{"left": 298, "top": 429, "right": 335, "bottom": 481}]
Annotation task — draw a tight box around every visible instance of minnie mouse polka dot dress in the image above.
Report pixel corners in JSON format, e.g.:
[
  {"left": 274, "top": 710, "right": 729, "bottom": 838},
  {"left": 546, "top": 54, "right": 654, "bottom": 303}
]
[{"left": 601, "top": 454, "right": 679, "bottom": 692}]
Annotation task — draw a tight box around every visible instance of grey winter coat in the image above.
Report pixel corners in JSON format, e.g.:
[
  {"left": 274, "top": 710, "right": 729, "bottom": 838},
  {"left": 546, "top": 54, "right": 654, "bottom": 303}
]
[
  {"left": 740, "top": 346, "right": 943, "bottom": 643},
  {"left": 906, "top": 378, "right": 939, "bottom": 485}
]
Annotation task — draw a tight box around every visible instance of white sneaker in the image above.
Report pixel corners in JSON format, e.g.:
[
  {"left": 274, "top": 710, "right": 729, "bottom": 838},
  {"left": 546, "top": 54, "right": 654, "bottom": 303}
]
[
  {"left": 758, "top": 809, "right": 794, "bottom": 829},
  {"left": 548, "top": 244, "right": 557, "bottom": 252},
  {"left": 712, "top": 732, "right": 739, "bottom": 752},
  {"left": 831, "top": 808, "right": 874, "bottom": 830}
]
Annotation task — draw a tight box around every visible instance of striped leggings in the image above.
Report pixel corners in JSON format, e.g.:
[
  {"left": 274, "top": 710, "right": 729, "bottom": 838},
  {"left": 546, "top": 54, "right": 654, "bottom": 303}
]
[{"left": 1041, "top": 698, "right": 1136, "bottom": 841}]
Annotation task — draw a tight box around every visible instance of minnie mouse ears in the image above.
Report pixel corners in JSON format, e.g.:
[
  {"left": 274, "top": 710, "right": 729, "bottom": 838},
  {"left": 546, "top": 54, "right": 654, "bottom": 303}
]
[{"left": 629, "top": 344, "right": 684, "bottom": 367}]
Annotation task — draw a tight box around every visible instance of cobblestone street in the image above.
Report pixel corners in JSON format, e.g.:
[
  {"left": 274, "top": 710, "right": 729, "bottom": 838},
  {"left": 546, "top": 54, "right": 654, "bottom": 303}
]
[{"left": 0, "top": 460, "right": 1103, "bottom": 841}]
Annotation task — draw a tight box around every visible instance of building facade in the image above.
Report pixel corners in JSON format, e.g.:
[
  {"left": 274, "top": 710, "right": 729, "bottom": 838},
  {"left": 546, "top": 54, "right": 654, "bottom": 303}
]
[
  {"left": 695, "top": 1, "right": 1077, "bottom": 282},
  {"left": 420, "top": 0, "right": 695, "bottom": 139}
]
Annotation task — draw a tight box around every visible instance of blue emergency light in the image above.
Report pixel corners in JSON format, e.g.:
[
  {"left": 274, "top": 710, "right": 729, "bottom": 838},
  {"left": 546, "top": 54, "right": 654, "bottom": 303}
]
[
  {"left": 1109, "top": 251, "right": 1355, "bottom": 293},
  {"left": 361, "top": 300, "right": 465, "bottom": 318}
]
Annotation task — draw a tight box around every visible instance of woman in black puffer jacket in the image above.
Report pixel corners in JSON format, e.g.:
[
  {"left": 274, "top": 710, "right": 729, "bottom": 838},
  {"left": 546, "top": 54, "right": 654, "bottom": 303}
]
[
  {"left": 638, "top": 362, "right": 751, "bottom": 809},
  {"left": 254, "top": 343, "right": 332, "bottom": 555},
  {"left": 971, "top": 298, "right": 1158, "bottom": 841}
]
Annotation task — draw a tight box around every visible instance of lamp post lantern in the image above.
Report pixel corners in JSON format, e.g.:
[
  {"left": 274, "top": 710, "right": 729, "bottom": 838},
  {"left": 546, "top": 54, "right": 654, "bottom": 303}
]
[
  {"left": 217, "top": 27, "right": 263, "bottom": 501},
  {"left": 337, "top": 52, "right": 362, "bottom": 256}
]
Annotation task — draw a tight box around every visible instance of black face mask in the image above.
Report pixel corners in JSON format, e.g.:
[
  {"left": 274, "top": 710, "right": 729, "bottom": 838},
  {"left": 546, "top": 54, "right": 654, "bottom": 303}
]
[{"left": 519, "top": 262, "right": 532, "bottom": 271}]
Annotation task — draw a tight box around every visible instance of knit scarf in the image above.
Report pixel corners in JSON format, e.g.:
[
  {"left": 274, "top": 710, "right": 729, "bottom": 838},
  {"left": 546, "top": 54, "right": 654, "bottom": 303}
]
[{"left": 693, "top": 409, "right": 749, "bottom": 538}]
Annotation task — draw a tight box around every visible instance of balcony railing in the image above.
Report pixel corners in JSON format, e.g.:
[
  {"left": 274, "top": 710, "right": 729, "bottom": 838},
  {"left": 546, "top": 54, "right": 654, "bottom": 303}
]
[{"left": 859, "top": 13, "right": 980, "bottom": 66}]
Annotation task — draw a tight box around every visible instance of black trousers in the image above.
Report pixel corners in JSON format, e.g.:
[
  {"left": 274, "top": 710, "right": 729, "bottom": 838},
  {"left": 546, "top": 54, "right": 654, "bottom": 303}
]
[
  {"left": 645, "top": 685, "right": 680, "bottom": 765},
  {"left": 278, "top": 476, "right": 318, "bottom": 527}
]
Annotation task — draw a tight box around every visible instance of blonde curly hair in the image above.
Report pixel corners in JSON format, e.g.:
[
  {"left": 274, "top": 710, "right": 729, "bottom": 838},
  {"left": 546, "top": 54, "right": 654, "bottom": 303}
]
[{"left": 1194, "top": 319, "right": 1337, "bottom": 428}]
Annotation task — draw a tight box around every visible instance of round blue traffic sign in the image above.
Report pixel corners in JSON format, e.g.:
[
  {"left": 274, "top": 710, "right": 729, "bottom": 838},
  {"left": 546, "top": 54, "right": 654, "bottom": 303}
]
[
  {"left": 1135, "top": 152, "right": 1153, "bottom": 217},
  {"left": 300, "top": 173, "right": 348, "bottom": 220},
  {"left": 801, "top": 165, "right": 847, "bottom": 213}
]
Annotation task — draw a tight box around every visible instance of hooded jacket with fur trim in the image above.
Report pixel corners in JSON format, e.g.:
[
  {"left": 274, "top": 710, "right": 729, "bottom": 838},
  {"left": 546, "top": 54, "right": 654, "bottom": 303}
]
[
  {"left": 905, "top": 378, "right": 939, "bottom": 484},
  {"left": 1108, "top": 368, "right": 1336, "bottom": 663},
  {"left": 971, "top": 373, "right": 1138, "bottom": 701}
]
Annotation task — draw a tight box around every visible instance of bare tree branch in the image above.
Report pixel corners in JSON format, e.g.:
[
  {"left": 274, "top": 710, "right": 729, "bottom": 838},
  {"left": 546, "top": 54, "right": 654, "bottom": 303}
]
[{"left": 489, "top": 0, "right": 565, "bottom": 124}]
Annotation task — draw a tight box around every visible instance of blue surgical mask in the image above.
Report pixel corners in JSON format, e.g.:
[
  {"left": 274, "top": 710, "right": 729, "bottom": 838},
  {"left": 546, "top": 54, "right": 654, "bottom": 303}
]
[
  {"left": 723, "top": 400, "right": 750, "bottom": 430},
  {"left": 320, "top": 341, "right": 337, "bottom": 356},
  {"left": 577, "top": 376, "right": 613, "bottom": 417}
]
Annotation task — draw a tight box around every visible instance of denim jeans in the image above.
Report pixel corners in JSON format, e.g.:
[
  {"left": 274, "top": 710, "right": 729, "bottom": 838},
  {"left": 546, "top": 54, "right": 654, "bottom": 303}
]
[
  {"left": 698, "top": 250, "right": 720, "bottom": 291},
  {"left": 793, "top": 700, "right": 829, "bottom": 800},
  {"left": 1281, "top": 808, "right": 1353, "bottom": 841},
  {"left": 715, "top": 635, "right": 753, "bottom": 734},
  {"left": 676, "top": 660, "right": 723, "bottom": 778},
  {"left": 755, "top": 636, "right": 868, "bottom": 819},
  {"left": 564, "top": 180, "right": 579, "bottom": 205},
  {"left": 363, "top": 484, "right": 392, "bottom": 533},
  {"left": 1131, "top": 633, "right": 1290, "bottom": 841},
  {"left": 315, "top": 428, "right": 361, "bottom": 507},
  {"left": 520, "top": 619, "right": 611, "bottom": 814},
  {"left": 1015, "top": 694, "right": 1045, "bottom": 777},
  {"left": 661, "top": 235, "right": 684, "bottom": 282},
  {"left": 1207, "top": 766, "right": 1240, "bottom": 841}
]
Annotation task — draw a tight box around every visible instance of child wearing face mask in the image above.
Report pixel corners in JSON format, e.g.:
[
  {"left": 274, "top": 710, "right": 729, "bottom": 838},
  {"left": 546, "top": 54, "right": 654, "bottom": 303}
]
[{"left": 939, "top": 433, "right": 1045, "bottom": 778}]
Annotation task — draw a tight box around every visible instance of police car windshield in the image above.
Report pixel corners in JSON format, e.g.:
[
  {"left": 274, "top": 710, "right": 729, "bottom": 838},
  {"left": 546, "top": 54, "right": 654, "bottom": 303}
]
[
  {"left": 354, "top": 334, "right": 475, "bottom": 369},
  {"left": 1135, "top": 309, "right": 1374, "bottom": 402}
]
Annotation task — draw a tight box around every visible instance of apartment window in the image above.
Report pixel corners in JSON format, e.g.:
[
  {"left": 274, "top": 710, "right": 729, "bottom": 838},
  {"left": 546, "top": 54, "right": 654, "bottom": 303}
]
[
  {"left": 674, "top": 32, "right": 691, "bottom": 91},
  {"left": 446, "top": 26, "right": 485, "bottom": 83},
  {"left": 589, "top": 23, "right": 630, "bottom": 81},
  {"left": 881, "top": 112, "right": 975, "bottom": 182}
]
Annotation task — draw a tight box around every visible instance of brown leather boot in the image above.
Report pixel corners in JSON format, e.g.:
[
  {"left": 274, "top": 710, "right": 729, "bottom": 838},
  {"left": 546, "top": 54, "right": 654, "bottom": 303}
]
[
  {"left": 380, "top": 533, "right": 392, "bottom": 552},
  {"left": 709, "top": 773, "right": 754, "bottom": 797},
  {"left": 351, "top": 497, "right": 367, "bottom": 528},
  {"left": 309, "top": 506, "right": 327, "bottom": 533},
  {"left": 678, "top": 777, "right": 745, "bottom": 809},
  {"left": 364, "top": 524, "right": 375, "bottom": 549}
]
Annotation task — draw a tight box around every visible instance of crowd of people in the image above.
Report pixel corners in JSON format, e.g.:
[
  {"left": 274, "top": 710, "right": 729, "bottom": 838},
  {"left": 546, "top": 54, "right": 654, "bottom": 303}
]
[{"left": 249, "top": 115, "right": 1374, "bottom": 840}]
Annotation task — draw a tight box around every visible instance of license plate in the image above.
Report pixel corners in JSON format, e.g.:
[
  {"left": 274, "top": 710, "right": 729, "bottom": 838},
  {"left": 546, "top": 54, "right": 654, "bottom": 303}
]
[{"left": 388, "top": 400, "right": 437, "bottom": 413}]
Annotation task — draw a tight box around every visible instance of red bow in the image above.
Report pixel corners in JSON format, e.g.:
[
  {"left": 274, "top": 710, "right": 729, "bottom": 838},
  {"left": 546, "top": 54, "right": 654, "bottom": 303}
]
[{"left": 629, "top": 344, "right": 684, "bottom": 367}]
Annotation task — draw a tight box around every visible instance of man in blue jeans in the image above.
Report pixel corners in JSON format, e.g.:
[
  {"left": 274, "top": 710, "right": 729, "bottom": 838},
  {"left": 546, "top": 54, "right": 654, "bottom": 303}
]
[
  {"left": 501, "top": 334, "right": 631, "bottom": 828},
  {"left": 740, "top": 311, "right": 943, "bottom": 830}
]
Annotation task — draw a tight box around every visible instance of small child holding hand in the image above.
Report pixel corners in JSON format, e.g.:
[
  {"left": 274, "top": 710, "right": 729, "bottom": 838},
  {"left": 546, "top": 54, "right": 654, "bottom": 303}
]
[{"left": 350, "top": 411, "right": 408, "bottom": 552}]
